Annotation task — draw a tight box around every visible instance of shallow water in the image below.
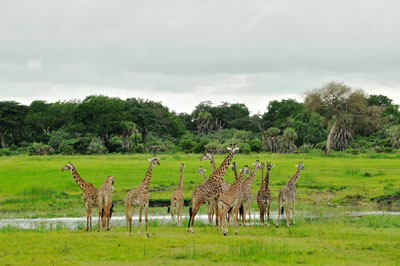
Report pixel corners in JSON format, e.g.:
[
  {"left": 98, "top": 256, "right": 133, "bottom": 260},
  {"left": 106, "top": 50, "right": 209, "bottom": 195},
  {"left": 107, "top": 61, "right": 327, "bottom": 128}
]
[{"left": 0, "top": 211, "right": 399, "bottom": 230}]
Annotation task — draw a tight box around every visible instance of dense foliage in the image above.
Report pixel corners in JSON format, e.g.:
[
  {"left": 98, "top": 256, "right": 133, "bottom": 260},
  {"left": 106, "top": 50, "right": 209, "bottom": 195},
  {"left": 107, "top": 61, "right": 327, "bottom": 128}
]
[{"left": 0, "top": 82, "right": 398, "bottom": 155}]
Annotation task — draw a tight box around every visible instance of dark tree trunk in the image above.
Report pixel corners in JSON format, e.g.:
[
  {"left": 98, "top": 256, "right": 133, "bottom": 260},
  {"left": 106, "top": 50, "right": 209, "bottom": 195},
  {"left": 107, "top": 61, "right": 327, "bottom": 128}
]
[
  {"left": 325, "top": 120, "right": 337, "bottom": 156},
  {"left": 0, "top": 133, "right": 5, "bottom": 148}
]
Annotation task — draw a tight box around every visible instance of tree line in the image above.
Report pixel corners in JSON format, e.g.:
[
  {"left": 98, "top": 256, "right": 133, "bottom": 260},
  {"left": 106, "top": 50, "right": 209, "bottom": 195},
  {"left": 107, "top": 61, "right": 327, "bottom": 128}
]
[{"left": 0, "top": 81, "right": 399, "bottom": 156}]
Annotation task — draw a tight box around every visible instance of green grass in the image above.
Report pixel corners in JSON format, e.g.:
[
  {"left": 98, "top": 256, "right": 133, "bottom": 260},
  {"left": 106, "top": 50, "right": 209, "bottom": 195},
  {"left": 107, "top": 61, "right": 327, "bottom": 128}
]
[
  {"left": 0, "top": 215, "right": 399, "bottom": 265},
  {"left": 0, "top": 153, "right": 400, "bottom": 217}
]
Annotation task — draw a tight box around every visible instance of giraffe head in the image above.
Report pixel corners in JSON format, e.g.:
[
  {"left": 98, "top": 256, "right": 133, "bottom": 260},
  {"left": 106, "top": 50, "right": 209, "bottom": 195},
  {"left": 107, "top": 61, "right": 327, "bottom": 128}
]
[
  {"left": 197, "top": 166, "right": 206, "bottom": 174},
  {"left": 295, "top": 161, "right": 305, "bottom": 171},
  {"left": 148, "top": 155, "right": 160, "bottom": 166},
  {"left": 227, "top": 143, "right": 239, "bottom": 153},
  {"left": 180, "top": 163, "right": 185, "bottom": 172},
  {"left": 229, "top": 162, "right": 237, "bottom": 170},
  {"left": 266, "top": 161, "right": 275, "bottom": 171},
  {"left": 106, "top": 175, "right": 114, "bottom": 185},
  {"left": 200, "top": 151, "right": 213, "bottom": 162},
  {"left": 252, "top": 160, "right": 262, "bottom": 169},
  {"left": 240, "top": 165, "right": 251, "bottom": 174},
  {"left": 61, "top": 162, "right": 74, "bottom": 172}
]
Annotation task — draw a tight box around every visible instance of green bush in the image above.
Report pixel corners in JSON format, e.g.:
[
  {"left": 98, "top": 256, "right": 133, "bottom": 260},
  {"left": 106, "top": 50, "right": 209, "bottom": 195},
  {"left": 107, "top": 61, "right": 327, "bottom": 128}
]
[
  {"left": 0, "top": 148, "right": 18, "bottom": 156},
  {"left": 298, "top": 144, "right": 313, "bottom": 153},
  {"left": 180, "top": 139, "right": 196, "bottom": 153},
  {"left": 60, "top": 145, "right": 74, "bottom": 155},
  {"left": 87, "top": 137, "right": 107, "bottom": 154},
  {"left": 249, "top": 139, "right": 263, "bottom": 152},
  {"left": 239, "top": 142, "right": 251, "bottom": 154},
  {"left": 27, "top": 142, "right": 54, "bottom": 155},
  {"left": 193, "top": 138, "right": 210, "bottom": 153}
]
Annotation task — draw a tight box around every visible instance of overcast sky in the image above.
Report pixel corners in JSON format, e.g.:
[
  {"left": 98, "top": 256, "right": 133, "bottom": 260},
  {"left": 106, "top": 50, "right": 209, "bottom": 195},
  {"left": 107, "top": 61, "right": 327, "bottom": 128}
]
[{"left": 1, "top": 0, "right": 399, "bottom": 114}]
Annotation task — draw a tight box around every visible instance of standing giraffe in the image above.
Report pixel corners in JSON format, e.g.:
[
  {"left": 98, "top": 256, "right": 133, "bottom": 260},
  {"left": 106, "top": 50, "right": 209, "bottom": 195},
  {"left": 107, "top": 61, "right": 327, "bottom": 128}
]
[
  {"left": 201, "top": 151, "right": 231, "bottom": 192},
  {"left": 169, "top": 163, "right": 185, "bottom": 226},
  {"left": 61, "top": 162, "right": 98, "bottom": 231},
  {"left": 200, "top": 151, "right": 230, "bottom": 225},
  {"left": 188, "top": 144, "right": 239, "bottom": 233},
  {"left": 276, "top": 161, "right": 304, "bottom": 227},
  {"left": 97, "top": 175, "right": 114, "bottom": 232},
  {"left": 124, "top": 155, "right": 160, "bottom": 237},
  {"left": 218, "top": 164, "right": 251, "bottom": 235},
  {"left": 239, "top": 160, "right": 262, "bottom": 226},
  {"left": 257, "top": 162, "right": 274, "bottom": 226},
  {"left": 197, "top": 166, "right": 215, "bottom": 225}
]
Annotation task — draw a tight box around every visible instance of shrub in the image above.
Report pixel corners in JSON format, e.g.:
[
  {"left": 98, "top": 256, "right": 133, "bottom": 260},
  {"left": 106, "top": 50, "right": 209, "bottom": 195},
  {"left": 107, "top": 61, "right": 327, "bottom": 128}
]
[
  {"left": 60, "top": 145, "right": 74, "bottom": 155},
  {"left": 249, "top": 139, "right": 263, "bottom": 152},
  {"left": 193, "top": 138, "right": 210, "bottom": 153},
  {"left": 87, "top": 137, "right": 108, "bottom": 154},
  {"left": 27, "top": 142, "right": 54, "bottom": 155},
  {"left": 239, "top": 142, "right": 251, "bottom": 154},
  {"left": 180, "top": 139, "right": 196, "bottom": 153},
  {"left": 0, "top": 148, "right": 18, "bottom": 156},
  {"left": 299, "top": 143, "right": 313, "bottom": 153}
]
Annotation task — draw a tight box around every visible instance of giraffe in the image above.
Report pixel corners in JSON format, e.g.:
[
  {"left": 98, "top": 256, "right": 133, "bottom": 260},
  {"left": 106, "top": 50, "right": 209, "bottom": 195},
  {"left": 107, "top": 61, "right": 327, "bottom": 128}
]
[
  {"left": 230, "top": 162, "right": 240, "bottom": 182},
  {"left": 197, "top": 166, "right": 215, "bottom": 225},
  {"left": 200, "top": 151, "right": 230, "bottom": 225},
  {"left": 239, "top": 160, "right": 262, "bottom": 226},
  {"left": 61, "top": 162, "right": 98, "bottom": 231},
  {"left": 257, "top": 162, "right": 274, "bottom": 226},
  {"left": 124, "top": 155, "right": 160, "bottom": 237},
  {"left": 169, "top": 163, "right": 185, "bottom": 226},
  {"left": 97, "top": 175, "right": 114, "bottom": 232},
  {"left": 217, "top": 164, "right": 251, "bottom": 235},
  {"left": 200, "top": 151, "right": 231, "bottom": 192},
  {"left": 188, "top": 144, "right": 239, "bottom": 233},
  {"left": 276, "top": 161, "right": 304, "bottom": 227}
]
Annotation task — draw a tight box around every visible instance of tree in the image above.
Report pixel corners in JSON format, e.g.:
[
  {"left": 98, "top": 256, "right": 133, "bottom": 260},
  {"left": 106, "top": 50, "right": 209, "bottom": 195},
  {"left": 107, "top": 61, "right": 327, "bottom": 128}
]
[
  {"left": 0, "top": 101, "right": 28, "bottom": 147},
  {"left": 263, "top": 99, "right": 303, "bottom": 129},
  {"left": 265, "top": 127, "right": 280, "bottom": 153},
  {"left": 304, "top": 81, "right": 378, "bottom": 155}
]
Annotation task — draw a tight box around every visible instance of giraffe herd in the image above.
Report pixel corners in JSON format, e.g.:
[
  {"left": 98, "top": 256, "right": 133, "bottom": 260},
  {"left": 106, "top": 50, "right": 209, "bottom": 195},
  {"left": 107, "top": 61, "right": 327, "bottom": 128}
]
[{"left": 61, "top": 145, "right": 304, "bottom": 237}]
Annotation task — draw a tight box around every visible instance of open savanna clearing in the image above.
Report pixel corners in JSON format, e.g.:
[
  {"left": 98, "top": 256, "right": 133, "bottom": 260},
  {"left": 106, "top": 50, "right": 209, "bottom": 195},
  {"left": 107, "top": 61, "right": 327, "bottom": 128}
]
[{"left": 0, "top": 153, "right": 399, "bottom": 218}]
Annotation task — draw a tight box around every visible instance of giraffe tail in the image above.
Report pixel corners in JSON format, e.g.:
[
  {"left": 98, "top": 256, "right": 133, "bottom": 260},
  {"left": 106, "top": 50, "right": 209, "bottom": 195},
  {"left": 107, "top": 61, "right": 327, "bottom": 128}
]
[
  {"left": 281, "top": 206, "right": 284, "bottom": 215},
  {"left": 167, "top": 206, "right": 170, "bottom": 213},
  {"left": 110, "top": 203, "right": 114, "bottom": 219}
]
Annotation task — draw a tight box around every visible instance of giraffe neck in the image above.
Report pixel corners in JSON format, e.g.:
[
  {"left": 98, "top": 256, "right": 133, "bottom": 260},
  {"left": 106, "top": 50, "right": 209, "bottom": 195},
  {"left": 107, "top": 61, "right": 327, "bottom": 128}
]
[
  {"left": 245, "top": 164, "right": 259, "bottom": 184},
  {"left": 264, "top": 168, "right": 270, "bottom": 188},
  {"left": 211, "top": 149, "right": 234, "bottom": 182},
  {"left": 288, "top": 168, "right": 301, "bottom": 185},
  {"left": 260, "top": 167, "right": 265, "bottom": 189},
  {"left": 200, "top": 171, "right": 207, "bottom": 183},
  {"left": 71, "top": 167, "right": 88, "bottom": 191},
  {"left": 209, "top": 157, "right": 216, "bottom": 172},
  {"left": 178, "top": 169, "right": 184, "bottom": 189},
  {"left": 233, "top": 166, "right": 239, "bottom": 182},
  {"left": 141, "top": 162, "right": 154, "bottom": 189},
  {"left": 232, "top": 168, "right": 246, "bottom": 188}
]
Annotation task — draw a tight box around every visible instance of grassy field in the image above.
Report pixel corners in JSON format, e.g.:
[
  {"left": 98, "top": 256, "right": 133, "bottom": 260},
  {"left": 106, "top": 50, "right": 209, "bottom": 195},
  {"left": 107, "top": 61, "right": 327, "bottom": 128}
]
[
  {"left": 1, "top": 215, "right": 399, "bottom": 265},
  {"left": 0, "top": 153, "right": 399, "bottom": 265},
  {"left": 0, "top": 152, "right": 399, "bottom": 218}
]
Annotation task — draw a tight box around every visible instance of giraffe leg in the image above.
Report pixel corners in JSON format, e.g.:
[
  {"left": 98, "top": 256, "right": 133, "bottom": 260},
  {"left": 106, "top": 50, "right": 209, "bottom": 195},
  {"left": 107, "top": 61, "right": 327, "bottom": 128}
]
[
  {"left": 178, "top": 201, "right": 184, "bottom": 227},
  {"left": 276, "top": 200, "right": 281, "bottom": 228},
  {"left": 242, "top": 202, "right": 246, "bottom": 226},
  {"left": 210, "top": 200, "right": 215, "bottom": 225},
  {"left": 85, "top": 204, "right": 92, "bottom": 231},
  {"left": 266, "top": 199, "right": 271, "bottom": 227},
  {"left": 248, "top": 198, "right": 252, "bottom": 226},
  {"left": 138, "top": 206, "right": 143, "bottom": 235},
  {"left": 234, "top": 207, "right": 239, "bottom": 235},
  {"left": 292, "top": 200, "right": 296, "bottom": 225},
  {"left": 286, "top": 202, "right": 290, "bottom": 227},
  {"left": 215, "top": 199, "right": 219, "bottom": 227},
  {"left": 189, "top": 203, "right": 201, "bottom": 233},
  {"left": 170, "top": 199, "right": 175, "bottom": 223},
  {"left": 106, "top": 203, "right": 111, "bottom": 231},
  {"left": 125, "top": 205, "right": 133, "bottom": 236},
  {"left": 97, "top": 205, "right": 102, "bottom": 232},
  {"left": 258, "top": 202, "right": 265, "bottom": 227},
  {"left": 145, "top": 204, "right": 149, "bottom": 238}
]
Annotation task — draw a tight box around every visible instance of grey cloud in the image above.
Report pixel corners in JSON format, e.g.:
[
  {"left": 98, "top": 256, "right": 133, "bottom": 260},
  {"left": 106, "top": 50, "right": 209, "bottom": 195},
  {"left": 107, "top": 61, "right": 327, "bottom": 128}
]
[{"left": 0, "top": 0, "right": 400, "bottom": 112}]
